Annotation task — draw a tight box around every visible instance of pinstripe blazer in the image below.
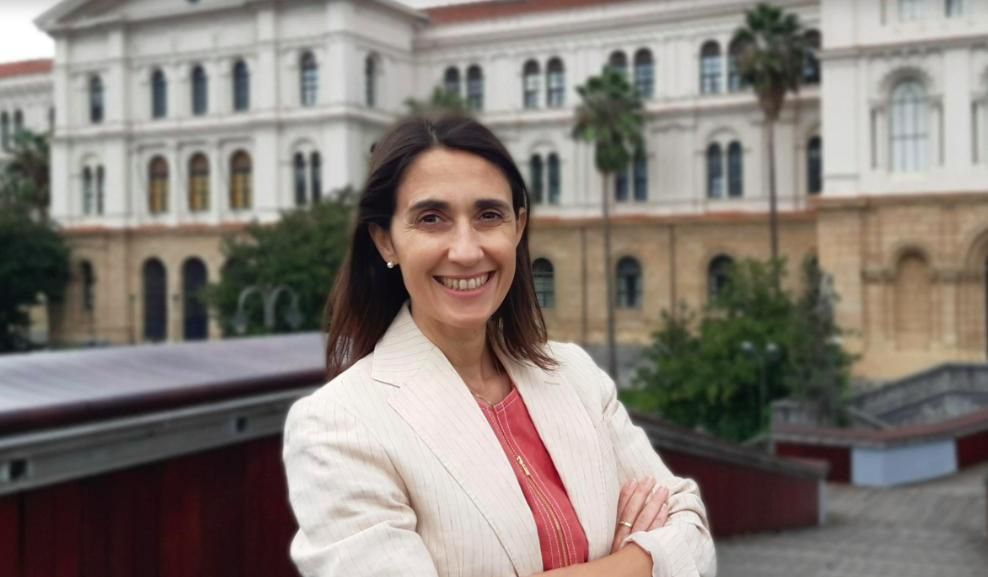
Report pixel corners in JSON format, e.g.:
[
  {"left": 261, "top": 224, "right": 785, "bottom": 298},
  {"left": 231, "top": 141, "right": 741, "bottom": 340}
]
[{"left": 283, "top": 304, "right": 716, "bottom": 577}]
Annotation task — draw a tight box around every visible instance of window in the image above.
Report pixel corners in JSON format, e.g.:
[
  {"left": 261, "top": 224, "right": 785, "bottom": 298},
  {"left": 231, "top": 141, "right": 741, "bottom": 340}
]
[
  {"left": 13, "top": 110, "right": 23, "bottom": 134},
  {"left": 182, "top": 258, "right": 209, "bottom": 341},
  {"left": 1, "top": 112, "right": 9, "bottom": 150},
  {"left": 148, "top": 156, "right": 169, "bottom": 214},
  {"left": 294, "top": 152, "right": 307, "bottom": 206},
  {"left": 728, "top": 38, "right": 746, "bottom": 93},
  {"left": 233, "top": 60, "right": 250, "bottom": 112},
  {"left": 708, "top": 255, "right": 734, "bottom": 301},
  {"left": 616, "top": 257, "right": 642, "bottom": 309},
  {"left": 523, "top": 60, "right": 540, "bottom": 109},
  {"left": 700, "top": 41, "right": 722, "bottom": 95},
  {"left": 143, "top": 258, "right": 167, "bottom": 342},
  {"left": 89, "top": 75, "right": 104, "bottom": 123},
  {"left": 96, "top": 165, "right": 104, "bottom": 214},
  {"left": 466, "top": 65, "right": 484, "bottom": 111},
  {"left": 803, "top": 30, "right": 821, "bottom": 85},
  {"left": 633, "top": 149, "right": 647, "bottom": 202},
  {"left": 191, "top": 65, "right": 208, "bottom": 116},
  {"left": 151, "top": 68, "right": 167, "bottom": 119},
  {"left": 365, "top": 54, "right": 378, "bottom": 108},
  {"left": 807, "top": 136, "right": 822, "bottom": 194},
  {"left": 532, "top": 258, "right": 555, "bottom": 308},
  {"left": 727, "top": 141, "right": 743, "bottom": 198},
  {"left": 615, "top": 165, "right": 629, "bottom": 202},
  {"left": 529, "top": 155, "right": 544, "bottom": 204},
  {"left": 607, "top": 51, "right": 628, "bottom": 80},
  {"left": 310, "top": 152, "right": 322, "bottom": 202},
  {"left": 633, "top": 49, "right": 654, "bottom": 99},
  {"left": 80, "top": 261, "right": 96, "bottom": 313},
  {"left": 946, "top": 0, "right": 964, "bottom": 17},
  {"left": 547, "top": 153, "right": 560, "bottom": 205},
  {"left": 899, "top": 0, "right": 924, "bottom": 20},
  {"left": 443, "top": 66, "right": 461, "bottom": 97},
  {"left": 706, "top": 143, "right": 724, "bottom": 198},
  {"left": 300, "top": 51, "right": 318, "bottom": 107},
  {"left": 48, "top": 107, "right": 54, "bottom": 133},
  {"left": 546, "top": 58, "right": 565, "bottom": 108},
  {"left": 890, "top": 79, "right": 928, "bottom": 172},
  {"left": 188, "top": 153, "right": 210, "bottom": 212},
  {"left": 82, "top": 167, "right": 94, "bottom": 215},
  {"left": 230, "top": 150, "right": 252, "bottom": 210}
]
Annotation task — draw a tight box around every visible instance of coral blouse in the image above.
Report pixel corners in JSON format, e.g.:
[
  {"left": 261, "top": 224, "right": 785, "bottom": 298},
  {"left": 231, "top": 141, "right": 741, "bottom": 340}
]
[{"left": 475, "top": 386, "right": 590, "bottom": 571}]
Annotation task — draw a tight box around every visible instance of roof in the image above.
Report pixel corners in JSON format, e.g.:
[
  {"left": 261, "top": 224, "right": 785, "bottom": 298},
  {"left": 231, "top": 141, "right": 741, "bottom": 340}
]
[
  {"left": 424, "top": 0, "right": 639, "bottom": 24},
  {"left": 0, "top": 59, "right": 53, "bottom": 81}
]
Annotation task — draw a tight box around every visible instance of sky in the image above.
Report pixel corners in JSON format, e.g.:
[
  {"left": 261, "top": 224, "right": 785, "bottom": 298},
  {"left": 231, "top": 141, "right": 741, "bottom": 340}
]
[{"left": 0, "top": 0, "right": 480, "bottom": 63}]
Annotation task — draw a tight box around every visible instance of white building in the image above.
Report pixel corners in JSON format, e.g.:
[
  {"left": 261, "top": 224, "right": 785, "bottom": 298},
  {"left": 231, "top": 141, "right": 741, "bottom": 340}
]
[{"left": 0, "top": 59, "right": 52, "bottom": 163}]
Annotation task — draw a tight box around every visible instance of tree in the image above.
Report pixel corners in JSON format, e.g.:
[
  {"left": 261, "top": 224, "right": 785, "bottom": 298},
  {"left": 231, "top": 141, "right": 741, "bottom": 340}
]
[
  {"left": 572, "top": 67, "right": 645, "bottom": 380},
  {"left": 403, "top": 87, "right": 469, "bottom": 118},
  {"left": 1, "top": 130, "right": 51, "bottom": 222},
  {"left": 206, "top": 188, "right": 355, "bottom": 336},
  {"left": 732, "top": 3, "right": 809, "bottom": 275}
]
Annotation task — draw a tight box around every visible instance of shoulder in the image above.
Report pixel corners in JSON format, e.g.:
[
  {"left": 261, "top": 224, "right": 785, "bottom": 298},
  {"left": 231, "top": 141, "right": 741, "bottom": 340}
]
[
  {"left": 543, "top": 340, "right": 616, "bottom": 413},
  {"left": 284, "top": 353, "right": 382, "bottom": 439}
]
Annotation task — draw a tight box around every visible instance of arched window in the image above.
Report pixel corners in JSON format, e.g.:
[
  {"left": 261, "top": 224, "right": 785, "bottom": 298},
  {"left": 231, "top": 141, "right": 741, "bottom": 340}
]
[
  {"left": 230, "top": 150, "right": 252, "bottom": 210},
  {"left": 633, "top": 149, "right": 648, "bottom": 202},
  {"left": 191, "top": 65, "right": 208, "bottom": 116},
  {"left": 523, "top": 60, "right": 540, "bottom": 109},
  {"left": 0, "top": 111, "right": 8, "bottom": 150},
  {"left": 700, "top": 41, "right": 721, "bottom": 95},
  {"left": 294, "top": 152, "right": 307, "bottom": 206},
  {"left": 615, "top": 164, "right": 629, "bottom": 203},
  {"left": 82, "top": 166, "right": 94, "bottom": 215},
  {"left": 532, "top": 258, "right": 555, "bottom": 308},
  {"left": 233, "top": 59, "right": 250, "bottom": 112},
  {"left": 80, "top": 260, "right": 96, "bottom": 313},
  {"left": 890, "top": 79, "right": 928, "bottom": 172},
  {"left": 708, "top": 255, "right": 734, "bottom": 301},
  {"left": 12, "top": 110, "right": 23, "bottom": 134},
  {"left": 607, "top": 51, "right": 628, "bottom": 79},
  {"left": 89, "top": 75, "right": 104, "bottom": 124},
  {"left": 546, "top": 58, "right": 565, "bottom": 108},
  {"left": 803, "top": 30, "right": 821, "bottom": 85},
  {"left": 96, "top": 165, "right": 105, "bottom": 214},
  {"left": 529, "top": 155, "right": 544, "bottom": 204},
  {"left": 728, "top": 38, "right": 746, "bottom": 93},
  {"left": 547, "top": 153, "right": 561, "bottom": 204},
  {"left": 899, "top": 0, "right": 924, "bottom": 21},
  {"left": 616, "top": 257, "right": 642, "bottom": 309},
  {"left": 365, "top": 54, "right": 378, "bottom": 108},
  {"left": 727, "top": 141, "right": 743, "bottom": 198},
  {"left": 143, "top": 258, "right": 167, "bottom": 342},
  {"left": 443, "top": 66, "right": 461, "bottom": 97},
  {"left": 633, "top": 49, "right": 654, "bottom": 98},
  {"left": 151, "top": 68, "right": 167, "bottom": 119},
  {"left": 807, "top": 136, "right": 822, "bottom": 194},
  {"left": 466, "top": 65, "right": 484, "bottom": 111},
  {"left": 148, "top": 156, "right": 169, "bottom": 214},
  {"left": 300, "top": 51, "right": 318, "bottom": 107},
  {"left": 946, "top": 0, "right": 964, "bottom": 17},
  {"left": 188, "top": 153, "right": 210, "bottom": 212},
  {"left": 706, "top": 143, "right": 724, "bottom": 198},
  {"left": 310, "top": 152, "right": 322, "bottom": 202},
  {"left": 182, "top": 257, "right": 209, "bottom": 341}
]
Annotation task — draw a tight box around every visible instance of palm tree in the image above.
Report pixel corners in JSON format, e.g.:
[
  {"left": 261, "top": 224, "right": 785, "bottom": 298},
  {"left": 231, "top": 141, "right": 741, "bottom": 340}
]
[
  {"left": 1, "top": 129, "right": 51, "bottom": 223},
  {"left": 732, "top": 3, "right": 808, "bottom": 277},
  {"left": 572, "top": 67, "right": 644, "bottom": 380}
]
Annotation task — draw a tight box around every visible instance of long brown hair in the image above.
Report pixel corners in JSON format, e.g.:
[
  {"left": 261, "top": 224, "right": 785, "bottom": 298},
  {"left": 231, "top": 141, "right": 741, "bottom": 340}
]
[{"left": 324, "top": 115, "right": 555, "bottom": 379}]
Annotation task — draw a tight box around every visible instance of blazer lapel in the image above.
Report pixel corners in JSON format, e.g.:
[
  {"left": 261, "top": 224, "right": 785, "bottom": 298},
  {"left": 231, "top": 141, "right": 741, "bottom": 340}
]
[
  {"left": 374, "top": 305, "right": 542, "bottom": 576},
  {"left": 499, "top": 353, "right": 614, "bottom": 561}
]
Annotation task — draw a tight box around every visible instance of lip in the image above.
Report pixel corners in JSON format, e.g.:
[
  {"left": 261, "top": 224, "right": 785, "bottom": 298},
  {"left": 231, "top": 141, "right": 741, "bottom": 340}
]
[{"left": 434, "top": 271, "right": 495, "bottom": 297}]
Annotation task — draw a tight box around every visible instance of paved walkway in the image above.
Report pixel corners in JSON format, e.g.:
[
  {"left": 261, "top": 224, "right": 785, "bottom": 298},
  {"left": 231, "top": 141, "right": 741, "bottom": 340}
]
[{"left": 718, "top": 463, "right": 988, "bottom": 577}]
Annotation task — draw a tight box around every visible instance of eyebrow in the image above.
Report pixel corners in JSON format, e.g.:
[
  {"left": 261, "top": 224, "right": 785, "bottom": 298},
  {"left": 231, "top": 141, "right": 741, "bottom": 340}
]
[{"left": 407, "top": 198, "right": 513, "bottom": 213}]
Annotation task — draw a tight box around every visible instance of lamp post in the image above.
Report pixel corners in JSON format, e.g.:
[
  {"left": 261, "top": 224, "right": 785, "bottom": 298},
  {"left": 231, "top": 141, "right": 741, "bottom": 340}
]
[
  {"left": 740, "top": 339, "right": 780, "bottom": 428},
  {"left": 232, "top": 285, "right": 303, "bottom": 335}
]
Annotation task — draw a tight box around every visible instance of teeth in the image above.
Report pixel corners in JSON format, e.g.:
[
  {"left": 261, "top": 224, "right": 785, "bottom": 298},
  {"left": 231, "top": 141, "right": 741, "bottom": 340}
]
[{"left": 439, "top": 273, "right": 490, "bottom": 291}]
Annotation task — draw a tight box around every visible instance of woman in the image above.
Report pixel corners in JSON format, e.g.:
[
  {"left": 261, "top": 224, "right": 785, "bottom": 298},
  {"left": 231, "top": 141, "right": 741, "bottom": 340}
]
[{"left": 283, "top": 116, "right": 716, "bottom": 577}]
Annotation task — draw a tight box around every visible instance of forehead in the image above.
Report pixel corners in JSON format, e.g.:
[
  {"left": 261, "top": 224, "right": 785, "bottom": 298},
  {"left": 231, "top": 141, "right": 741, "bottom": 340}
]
[{"left": 396, "top": 147, "right": 512, "bottom": 210}]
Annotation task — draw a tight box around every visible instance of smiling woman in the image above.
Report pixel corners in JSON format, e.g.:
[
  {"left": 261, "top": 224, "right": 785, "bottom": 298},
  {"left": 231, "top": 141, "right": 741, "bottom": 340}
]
[{"left": 282, "top": 116, "right": 716, "bottom": 577}]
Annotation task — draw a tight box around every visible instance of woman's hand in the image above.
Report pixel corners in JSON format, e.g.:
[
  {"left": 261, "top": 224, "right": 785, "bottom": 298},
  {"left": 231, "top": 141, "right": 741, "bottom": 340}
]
[{"left": 610, "top": 477, "right": 670, "bottom": 554}]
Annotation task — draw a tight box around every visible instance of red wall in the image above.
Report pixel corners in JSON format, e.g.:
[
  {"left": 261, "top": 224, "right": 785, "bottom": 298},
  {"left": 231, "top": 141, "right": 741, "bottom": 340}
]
[
  {"left": 0, "top": 436, "right": 297, "bottom": 577},
  {"left": 956, "top": 428, "right": 988, "bottom": 469},
  {"left": 661, "top": 450, "right": 820, "bottom": 537},
  {"left": 774, "top": 442, "right": 851, "bottom": 483}
]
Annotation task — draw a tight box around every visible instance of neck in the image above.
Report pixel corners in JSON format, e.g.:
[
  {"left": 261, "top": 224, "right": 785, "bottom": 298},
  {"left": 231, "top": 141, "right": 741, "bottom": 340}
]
[{"left": 409, "top": 307, "right": 498, "bottom": 386}]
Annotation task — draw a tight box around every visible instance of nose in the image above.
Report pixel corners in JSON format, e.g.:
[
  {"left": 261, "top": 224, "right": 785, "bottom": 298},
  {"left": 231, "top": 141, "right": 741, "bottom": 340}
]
[{"left": 447, "top": 221, "right": 484, "bottom": 267}]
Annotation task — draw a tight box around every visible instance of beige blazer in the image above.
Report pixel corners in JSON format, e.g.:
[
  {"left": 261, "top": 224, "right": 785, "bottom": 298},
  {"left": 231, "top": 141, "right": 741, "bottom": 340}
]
[{"left": 283, "top": 304, "right": 716, "bottom": 577}]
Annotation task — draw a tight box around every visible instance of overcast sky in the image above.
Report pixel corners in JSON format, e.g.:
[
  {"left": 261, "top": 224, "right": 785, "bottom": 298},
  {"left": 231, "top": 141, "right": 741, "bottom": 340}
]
[{"left": 0, "top": 0, "right": 479, "bottom": 63}]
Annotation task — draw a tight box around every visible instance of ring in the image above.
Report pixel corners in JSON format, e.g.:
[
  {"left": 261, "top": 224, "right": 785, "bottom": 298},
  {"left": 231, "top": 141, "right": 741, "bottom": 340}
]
[{"left": 619, "top": 521, "right": 633, "bottom": 529}]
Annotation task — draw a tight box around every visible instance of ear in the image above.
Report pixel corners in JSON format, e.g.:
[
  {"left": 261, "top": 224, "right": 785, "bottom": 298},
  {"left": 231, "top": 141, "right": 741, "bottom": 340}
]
[
  {"left": 368, "top": 223, "right": 397, "bottom": 265},
  {"left": 514, "top": 207, "right": 528, "bottom": 245}
]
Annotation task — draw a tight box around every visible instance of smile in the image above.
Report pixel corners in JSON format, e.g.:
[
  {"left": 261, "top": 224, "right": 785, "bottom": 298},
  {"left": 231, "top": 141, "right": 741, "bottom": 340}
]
[{"left": 435, "top": 272, "right": 494, "bottom": 292}]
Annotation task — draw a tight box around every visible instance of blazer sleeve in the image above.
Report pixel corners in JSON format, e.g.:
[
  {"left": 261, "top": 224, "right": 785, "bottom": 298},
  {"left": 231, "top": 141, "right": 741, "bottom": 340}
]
[
  {"left": 282, "top": 393, "right": 440, "bottom": 577},
  {"left": 567, "top": 344, "right": 717, "bottom": 577}
]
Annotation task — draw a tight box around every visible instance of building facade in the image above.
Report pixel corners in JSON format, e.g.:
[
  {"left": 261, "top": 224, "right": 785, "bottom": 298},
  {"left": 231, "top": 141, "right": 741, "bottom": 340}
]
[{"left": 4, "top": 0, "right": 984, "bottom": 380}]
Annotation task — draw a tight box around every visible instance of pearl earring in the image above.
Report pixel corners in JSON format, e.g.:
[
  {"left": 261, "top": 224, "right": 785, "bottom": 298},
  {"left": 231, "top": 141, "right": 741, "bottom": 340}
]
[{"left": 386, "top": 261, "right": 396, "bottom": 269}]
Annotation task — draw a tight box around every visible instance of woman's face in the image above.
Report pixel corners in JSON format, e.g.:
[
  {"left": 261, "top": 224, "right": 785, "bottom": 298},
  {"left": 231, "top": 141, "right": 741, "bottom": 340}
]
[{"left": 370, "top": 147, "right": 527, "bottom": 334}]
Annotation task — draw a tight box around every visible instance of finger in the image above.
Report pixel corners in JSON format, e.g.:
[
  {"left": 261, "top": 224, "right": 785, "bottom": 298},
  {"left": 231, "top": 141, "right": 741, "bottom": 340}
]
[
  {"left": 612, "top": 478, "right": 649, "bottom": 553},
  {"left": 631, "top": 487, "right": 666, "bottom": 534},
  {"left": 616, "top": 479, "right": 637, "bottom": 522},
  {"left": 621, "top": 477, "right": 656, "bottom": 529}
]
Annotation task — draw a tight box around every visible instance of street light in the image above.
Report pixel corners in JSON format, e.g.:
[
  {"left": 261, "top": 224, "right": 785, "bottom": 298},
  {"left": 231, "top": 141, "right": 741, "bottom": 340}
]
[
  {"left": 740, "top": 339, "right": 781, "bottom": 428},
  {"left": 232, "top": 285, "right": 303, "bottom": 335}
]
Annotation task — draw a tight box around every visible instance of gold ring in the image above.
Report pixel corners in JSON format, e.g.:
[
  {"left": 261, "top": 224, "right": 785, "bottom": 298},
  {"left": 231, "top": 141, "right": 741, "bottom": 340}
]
[{"left": 619, "top": 521, "right": 633, "bottom": 529}]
